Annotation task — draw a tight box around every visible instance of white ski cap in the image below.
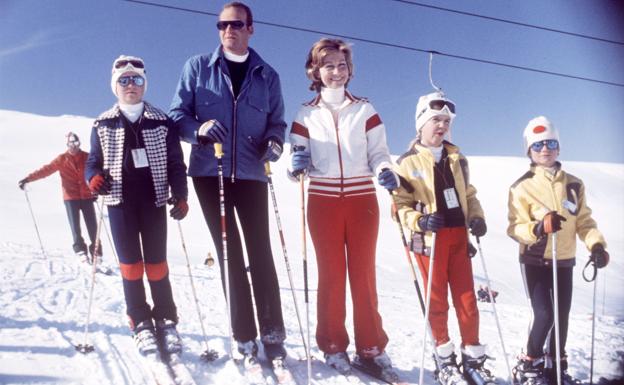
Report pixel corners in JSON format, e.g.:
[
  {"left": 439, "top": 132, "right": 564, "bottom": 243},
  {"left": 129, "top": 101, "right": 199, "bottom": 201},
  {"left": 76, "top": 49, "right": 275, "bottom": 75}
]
[
  {"left": 415, "top": 91, "right": 456, "bottom": 132},
  {"left": 111, "top": 55, "right": 147, "bottom": 96},
  {"left": 65, "top": 131, "right": 80, "bottom": 148},
  {"left": 523, "top": 116, "right": 559, "bottom": 153}
]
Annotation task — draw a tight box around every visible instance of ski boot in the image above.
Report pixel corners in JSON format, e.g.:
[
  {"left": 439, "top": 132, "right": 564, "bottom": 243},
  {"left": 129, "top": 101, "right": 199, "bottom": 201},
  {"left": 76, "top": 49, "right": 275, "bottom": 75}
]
[
  {"left": 325, "top": 351, "right": 352, "bottom": 375},
  {"left": 238, "top": 339, "right": 259, "bottom": 365},
  {"left": 512, "top": 355, "right": 548, "bottom": 385},
  {"left": 155, "top": 318, "right": 182, "bottom": 354},
  {"left": 264, "top": 342, "right": 287, "bottom": 360},
  {"left": 134, "top": 319, "right": 159, "bottom": 356},
  {"left": 461, "top": 345, "right": 497, "bottom": 385},
  {"left": 352, "top": 351, "right": 401, "bottom": 383},
  {"left": 434, "top": 341, "right": 469, "bottom": 385},
  {"left": 546, "top": 356, "right": 582, "bottom": 385}
]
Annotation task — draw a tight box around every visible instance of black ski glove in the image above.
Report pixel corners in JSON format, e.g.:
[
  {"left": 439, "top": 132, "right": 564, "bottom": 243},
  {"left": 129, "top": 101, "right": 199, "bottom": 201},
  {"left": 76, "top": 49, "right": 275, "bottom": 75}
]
[
  {"left": 590, "top": 244, "right": 609, "bottom": 269},
  {"left": 469, "top": 217, "right": 487, "bottom": 237},
  {"left": 18, "top": 178, "right": 29, "bottom": 190},
  {"left": 197, "top": 119, "right": 228, "bottom": 145},
  {"left": 260, "top": 137, "right": 283, "bottom": 162},
  {"left": 417, "top": 212, "right": 445, "bottom": 233}
]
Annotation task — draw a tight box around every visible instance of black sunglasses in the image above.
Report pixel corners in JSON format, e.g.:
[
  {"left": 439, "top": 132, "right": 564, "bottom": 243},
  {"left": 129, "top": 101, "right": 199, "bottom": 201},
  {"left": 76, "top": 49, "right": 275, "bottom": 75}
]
[
  {"left": 114, "top": 59, "right": 145, "bottom": 69},
  {"left": 531, "top": 139, "right": 559, "bottom": 152},
  {"left": 117, "top": 75, "right": 145, "bottom": 87},
  {"left": 216, "top": 20, "right": 246, "bottom": 31}
]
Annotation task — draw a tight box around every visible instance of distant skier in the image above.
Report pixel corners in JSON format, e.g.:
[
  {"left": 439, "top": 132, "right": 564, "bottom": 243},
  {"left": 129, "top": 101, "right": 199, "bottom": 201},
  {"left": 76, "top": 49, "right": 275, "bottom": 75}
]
[
  {"left": 289, "top": 38, "right": 401, "bottom": 382},
  {"left": 508, "top": 116, "right": 609, "bottom": 385},
  {"left": 18, "top": 132, "right": 101, "bottom": 262},
  {"left": 477, "top": 285, "right": 498, "bottom": 303},
  {"left": 392, "top": 91, "right": 496, "bottom": 385},
  {"left": 85, "top": 55, "right": 189, "bottom": 357}
]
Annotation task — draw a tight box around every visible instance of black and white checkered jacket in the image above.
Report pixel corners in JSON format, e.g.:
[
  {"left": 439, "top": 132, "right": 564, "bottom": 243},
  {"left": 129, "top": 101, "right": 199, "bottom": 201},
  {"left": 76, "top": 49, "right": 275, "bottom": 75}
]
[{"left": 85, "top": 102, "right": 188, "bottom": 207}]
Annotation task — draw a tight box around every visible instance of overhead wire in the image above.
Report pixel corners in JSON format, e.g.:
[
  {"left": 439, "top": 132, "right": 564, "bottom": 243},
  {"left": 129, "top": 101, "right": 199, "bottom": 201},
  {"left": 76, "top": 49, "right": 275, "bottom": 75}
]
[
  {"left": 123, "top": 0, "right": 624, "bottom": 88},
  {"left": 388, "top": 0, "right": 624, "bottom": 46}
]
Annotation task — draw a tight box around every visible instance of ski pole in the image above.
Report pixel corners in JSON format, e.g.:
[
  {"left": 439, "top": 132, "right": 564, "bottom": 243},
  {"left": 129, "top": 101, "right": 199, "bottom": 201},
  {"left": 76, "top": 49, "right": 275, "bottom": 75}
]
[
  {"left": 23, "top": 189, "right": 47, "bottom": 259},
  {"left": 214, "top": 143, "right": 235, "bottom": 359},
  {"left": 176, "top": 219, "right": 218, "bottom": 361},
  {"left": 551, "top": 233, "right": 562, "bottom": 385},
  {"left": 265, "top": 162, "right": 309, "bottom": 360},
  {"left": 95, "top": 202, "right": 119, "bottom": 265},
  {"left": 300, "top": 173, "right": 312, "bottom": 385},
  {"left": 419, "top": 231, "right": 437, "bottom": 385},
  {"left": 475, "top": 236, "right": 513, "bottom": 383},
  {"left": 582, "top": 254, "right": 600, "bottom": 385},
  {"left": 75, "top": 196, "right": 106, "bottom": 354},
  {"left": 390, "top": 196, "right": 445, "bottom": 377}
]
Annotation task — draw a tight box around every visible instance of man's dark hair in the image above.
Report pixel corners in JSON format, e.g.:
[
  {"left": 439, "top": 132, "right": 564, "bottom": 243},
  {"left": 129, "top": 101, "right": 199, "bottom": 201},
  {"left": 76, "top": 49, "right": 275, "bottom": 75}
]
[{"left": 222, "top": 2, "right": 253, "bottom": 26}]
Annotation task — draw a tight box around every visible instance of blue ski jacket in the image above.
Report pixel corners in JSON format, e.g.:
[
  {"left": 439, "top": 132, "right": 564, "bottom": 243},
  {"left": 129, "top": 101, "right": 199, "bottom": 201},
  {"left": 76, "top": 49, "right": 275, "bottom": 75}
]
[{"left": 168, "top": 45, "right": 286, "bottom": 182}]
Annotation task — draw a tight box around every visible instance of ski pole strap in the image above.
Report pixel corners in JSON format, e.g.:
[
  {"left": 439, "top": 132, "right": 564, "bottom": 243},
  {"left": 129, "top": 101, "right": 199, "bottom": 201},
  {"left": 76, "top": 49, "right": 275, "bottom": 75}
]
[
  {"left": 582, "top": 258, "right": 597, "bottom": 282},
  {"left": 213, "top": 143, "right": 224, "bottom": 159}
]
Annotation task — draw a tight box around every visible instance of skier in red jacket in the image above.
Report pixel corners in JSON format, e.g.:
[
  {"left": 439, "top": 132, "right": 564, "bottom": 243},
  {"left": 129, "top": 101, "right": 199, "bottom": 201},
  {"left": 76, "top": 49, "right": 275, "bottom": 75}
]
[{"left": 18, "top": 132, "right": 100, "bottom": 261}]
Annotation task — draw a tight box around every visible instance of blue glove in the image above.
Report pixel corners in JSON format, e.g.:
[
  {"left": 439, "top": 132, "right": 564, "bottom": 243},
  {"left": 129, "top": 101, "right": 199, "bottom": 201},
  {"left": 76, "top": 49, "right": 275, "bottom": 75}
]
[
  {"left": 418, "top": 212, "right": 445, "bottom": 233},
  {"left": 260, "top": 138, "right": 283, "bottom": 162},
  {"left": 377, "top": 168, "right": 399, "bottom": 190},
  {"left": 469, "top": 217, "right": 487, "bottom": 237},
  {"left": 291, "top": 149, "right": 311, "bottom": 177},
  {"left": 197, "top": 119, "right": 227, "bottom": 145}
]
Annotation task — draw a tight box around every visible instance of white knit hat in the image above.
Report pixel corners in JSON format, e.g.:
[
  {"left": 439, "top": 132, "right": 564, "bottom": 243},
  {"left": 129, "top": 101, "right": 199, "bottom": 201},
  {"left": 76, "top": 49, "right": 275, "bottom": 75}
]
[
  {"left": 111, "top": 55, "right": 147, "bottom": 96},
  {"left": 523, "top": 116, "right": 559, "bottom": 153},
  {"left": 415, "top": 91, "right": 456, "bottom": 132},
  {"left": 65, "top": 131, "right": 80, "bottom": 148}
]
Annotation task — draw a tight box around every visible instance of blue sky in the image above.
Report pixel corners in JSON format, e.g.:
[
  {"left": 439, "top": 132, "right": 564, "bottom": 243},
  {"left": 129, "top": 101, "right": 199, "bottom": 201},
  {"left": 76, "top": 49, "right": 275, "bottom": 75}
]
[{"left": 1, "top": 0, "right": 623, "bottom": 163}]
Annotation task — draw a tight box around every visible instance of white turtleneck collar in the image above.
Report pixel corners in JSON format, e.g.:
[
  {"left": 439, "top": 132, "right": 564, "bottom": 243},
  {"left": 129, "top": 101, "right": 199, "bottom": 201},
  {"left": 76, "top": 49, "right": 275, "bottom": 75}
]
[
  {"left": 427, "top": 145, "right": 444, "bottom": 163},
  {"left": 119, "top": 101, "right": 144, "bottom": 123},
  {"left": 320, "top": 86, "right": 345, "bottom": 109},
  {"left": 224, "top": 50, "right": 249, "bottom": 63}
]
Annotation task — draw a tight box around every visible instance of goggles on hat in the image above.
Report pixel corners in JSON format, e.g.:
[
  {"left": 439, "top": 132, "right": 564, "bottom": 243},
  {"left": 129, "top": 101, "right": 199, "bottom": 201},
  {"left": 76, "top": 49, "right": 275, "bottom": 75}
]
[
  {"left": 117, "top": 75, "right": 145, "bottom": 87},
  {"left": 530, "top": 139, "right": 559, "bottom": 152},
  {"left": 114, "top": 59, "right": 145, "bottom": 69},
  {"left": 67, "top": 138, "right": 80, "bottom": 148},
  {"left": 417, "top": 99, "right": 456, "bottom": 120},
  {"left": 216, "top": 20, "right": 246, "bottom": 30}
]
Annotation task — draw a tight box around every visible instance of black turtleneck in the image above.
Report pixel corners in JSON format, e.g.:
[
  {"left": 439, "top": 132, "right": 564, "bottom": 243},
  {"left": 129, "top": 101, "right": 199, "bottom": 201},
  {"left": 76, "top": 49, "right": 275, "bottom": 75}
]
[
  {"left": 433, "top": 148, "right": 465, "bottom": 227},
  {"left": 225, "top": 58, "right": 250, "bottom": 98}
]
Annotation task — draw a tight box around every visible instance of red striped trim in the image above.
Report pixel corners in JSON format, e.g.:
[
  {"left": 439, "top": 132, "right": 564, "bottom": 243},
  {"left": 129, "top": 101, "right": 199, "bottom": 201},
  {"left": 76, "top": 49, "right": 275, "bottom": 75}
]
[
  {"left": 308, "top": 188, "right": 376, "bottom": 197},
  {"left": 365, "top": 114, "right": 382, "bottom": 132},
  {"left": 291, "top": 122, "right": 310, "bottom": 139},
  {"left": 145, "top": 261, "right": 169, "bottom": 281},
  {"left": 309, "top": 179, "right": 373, "bottom": 188},
  {"left": 120, "top": 261, "right": 144, "bottom": 281}
]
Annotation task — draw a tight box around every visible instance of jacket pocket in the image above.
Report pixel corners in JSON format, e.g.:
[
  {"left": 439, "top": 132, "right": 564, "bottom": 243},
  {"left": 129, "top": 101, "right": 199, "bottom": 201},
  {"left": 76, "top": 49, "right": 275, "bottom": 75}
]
[{"left": 195, "top": 89, "right": 225, "bottom": 123}]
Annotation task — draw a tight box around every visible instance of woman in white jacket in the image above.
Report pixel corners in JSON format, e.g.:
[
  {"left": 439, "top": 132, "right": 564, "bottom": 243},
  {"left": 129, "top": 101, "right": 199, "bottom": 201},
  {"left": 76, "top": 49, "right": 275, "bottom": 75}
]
[{"left": 289, "top": 38, "right": 400, "bottom": 382}]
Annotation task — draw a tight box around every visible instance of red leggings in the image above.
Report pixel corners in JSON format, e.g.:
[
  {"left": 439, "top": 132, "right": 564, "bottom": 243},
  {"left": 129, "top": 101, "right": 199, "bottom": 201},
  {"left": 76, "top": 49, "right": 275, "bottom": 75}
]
[
  {"left": 308, "top": 192, "right": 388, "bottom": 357},
  {"left": 415, "top": 227, "right": 480, "bottom": 346}
]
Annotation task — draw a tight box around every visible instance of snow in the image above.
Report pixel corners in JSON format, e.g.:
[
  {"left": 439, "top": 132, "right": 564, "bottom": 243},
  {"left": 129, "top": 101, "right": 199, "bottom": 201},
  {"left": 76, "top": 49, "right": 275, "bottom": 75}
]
[{"left": 0, "top": 109, "right": 622, "bottom": 384}]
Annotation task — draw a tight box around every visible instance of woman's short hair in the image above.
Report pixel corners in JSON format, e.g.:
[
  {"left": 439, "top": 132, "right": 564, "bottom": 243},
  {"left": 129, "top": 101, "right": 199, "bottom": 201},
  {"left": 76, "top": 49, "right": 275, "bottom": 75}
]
[{"left": 305, "top": 38, "right": 353, "bottom": 92}]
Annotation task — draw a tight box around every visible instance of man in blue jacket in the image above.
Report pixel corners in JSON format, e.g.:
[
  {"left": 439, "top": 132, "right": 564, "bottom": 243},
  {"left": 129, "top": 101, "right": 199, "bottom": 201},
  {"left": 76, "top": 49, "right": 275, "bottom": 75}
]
[{"left": 169, "top": 1, "right": 287, "bottom": 364}]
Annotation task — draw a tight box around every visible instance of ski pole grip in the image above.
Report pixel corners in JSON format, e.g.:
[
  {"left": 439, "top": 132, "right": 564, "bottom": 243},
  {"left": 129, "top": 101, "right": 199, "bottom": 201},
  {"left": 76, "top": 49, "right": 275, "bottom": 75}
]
[
  {"left": 213, "top": 143, "right": 224, "bottom": 159},
  {"left": 264, "top": 162, "right": 271, "bottom": 176}
]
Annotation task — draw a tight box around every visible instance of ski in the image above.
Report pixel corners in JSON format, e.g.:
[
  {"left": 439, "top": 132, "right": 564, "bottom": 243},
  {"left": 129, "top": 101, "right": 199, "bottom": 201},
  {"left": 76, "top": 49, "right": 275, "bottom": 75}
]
[
  {"left": 350, "top": 357, "right": 407, "bottom": 385},
  {"left": 238, "top": 355, "right": 269, "bottom": 385},
  {"left": 270, "top": 358, "right": 297, "bottom": 385},
  {"left": 138, "top": 351, "right": 177, "bottom": 385},
  {"left": 166, "top": 352, "right": 197, "bottom": 385}
]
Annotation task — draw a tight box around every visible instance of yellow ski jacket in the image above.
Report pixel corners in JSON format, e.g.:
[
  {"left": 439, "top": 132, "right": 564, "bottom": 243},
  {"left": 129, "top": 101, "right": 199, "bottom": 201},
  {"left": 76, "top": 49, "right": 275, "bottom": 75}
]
[
  {"left": 392, "top": 141, "right": 484, "bottom": 255},
  {"left": 507, "top": 163, "right": 606, "bottom": 267}
]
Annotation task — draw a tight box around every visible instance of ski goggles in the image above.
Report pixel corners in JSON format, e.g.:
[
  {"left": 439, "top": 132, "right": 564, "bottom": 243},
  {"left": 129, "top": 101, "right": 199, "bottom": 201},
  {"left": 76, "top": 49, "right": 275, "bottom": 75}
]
[
  {"left": 530, "top": 139, "right": 559, "bottom": 152},
  {"left": 117, "top": 75, "right": 145, "bottom": 87},
  {"left": 114, "top": 59, "right": 145, "bottom": 69},
  {"left": 216, "top": 20, "right": 246, "bottom": 31},
  {"left": 428, "top": 99, "right": 456, "bottom": 114},
  {"left": 67, "top": 139, "right": 80, "bottom": 148}
]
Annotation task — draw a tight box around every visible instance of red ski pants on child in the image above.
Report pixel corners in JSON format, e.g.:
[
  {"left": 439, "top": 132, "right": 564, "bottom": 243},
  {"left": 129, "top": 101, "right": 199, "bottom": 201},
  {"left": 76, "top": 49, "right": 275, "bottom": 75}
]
[
  {"left": 415, "top": 227, "right": 480, "bottom": 347},
  {"left": 308, "top": 192, "right": 389, "bottom": 357}
]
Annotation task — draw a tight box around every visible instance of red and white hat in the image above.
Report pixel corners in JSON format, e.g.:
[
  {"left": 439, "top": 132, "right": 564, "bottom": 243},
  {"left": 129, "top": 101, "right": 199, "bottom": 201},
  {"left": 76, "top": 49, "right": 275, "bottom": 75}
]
[
  {"left": 523, "top": 116, "right": 559, "bottom": 153},
  {"left": 111, "top": 55, "right": 147, "bottom": 96}
]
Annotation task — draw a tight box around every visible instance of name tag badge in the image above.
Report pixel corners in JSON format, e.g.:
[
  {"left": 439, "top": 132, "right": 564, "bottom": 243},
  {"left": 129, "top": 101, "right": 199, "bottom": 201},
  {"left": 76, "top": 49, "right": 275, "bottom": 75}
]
[
  {"left": 443, "top": 187, "right": 460, "bottom": 209},
  {"left": 562, "top": 199, "right": 577, "bottom": 213},
  {"left": 132, "top": 148, "right": 149, "bottom": 168}
]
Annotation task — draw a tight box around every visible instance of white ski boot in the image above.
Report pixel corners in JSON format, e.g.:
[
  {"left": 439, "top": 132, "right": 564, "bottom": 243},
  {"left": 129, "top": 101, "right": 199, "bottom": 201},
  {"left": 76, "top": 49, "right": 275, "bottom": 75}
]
[
  {"left": 461, "top": 344, "right": 497, "bottom": 385},
  {"left": 434, "top": 341, "right": 469, "bottom": 385},
  {"left": 325, "top": 351, "right": 352, "bottom": 375},
  {"left": 134, "top": 319, "right": 159, "bottom": 356}
]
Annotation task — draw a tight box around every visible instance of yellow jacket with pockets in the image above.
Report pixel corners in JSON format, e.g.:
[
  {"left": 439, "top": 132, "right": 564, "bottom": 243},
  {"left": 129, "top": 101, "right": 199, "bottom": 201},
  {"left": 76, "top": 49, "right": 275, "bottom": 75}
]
[
  {"left": 507, "top": 162, "right": 606, "bottom": 267},
  {"left": 392, "top": 141, "right": 484, "bottom": 256}
]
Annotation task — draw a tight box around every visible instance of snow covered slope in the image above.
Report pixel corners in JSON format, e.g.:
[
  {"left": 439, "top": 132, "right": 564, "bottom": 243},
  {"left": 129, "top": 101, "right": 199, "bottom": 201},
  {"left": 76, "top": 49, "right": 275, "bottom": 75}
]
[{"left": 1, "top": 110, "right": 622, "bottom": 384}]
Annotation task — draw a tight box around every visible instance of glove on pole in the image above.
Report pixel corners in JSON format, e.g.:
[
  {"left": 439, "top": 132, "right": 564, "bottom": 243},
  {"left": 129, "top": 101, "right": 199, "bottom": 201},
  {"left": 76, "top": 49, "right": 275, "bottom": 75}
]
[
  {"left": 265, "top": 162, "right": 309, "bottom": 363},
  {"left": 214, "top": 143, "right": 235, "bottom": 359}
]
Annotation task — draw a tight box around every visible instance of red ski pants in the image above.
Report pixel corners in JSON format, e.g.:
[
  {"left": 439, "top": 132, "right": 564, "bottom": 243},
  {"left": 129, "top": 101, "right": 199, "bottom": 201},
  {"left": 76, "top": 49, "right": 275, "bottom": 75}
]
[
  {"left": 415, "top": 227, "right": 480, "bottom": 347},
  {"left": 308, "top": 192, "right": 389, "bottom": 357}
]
